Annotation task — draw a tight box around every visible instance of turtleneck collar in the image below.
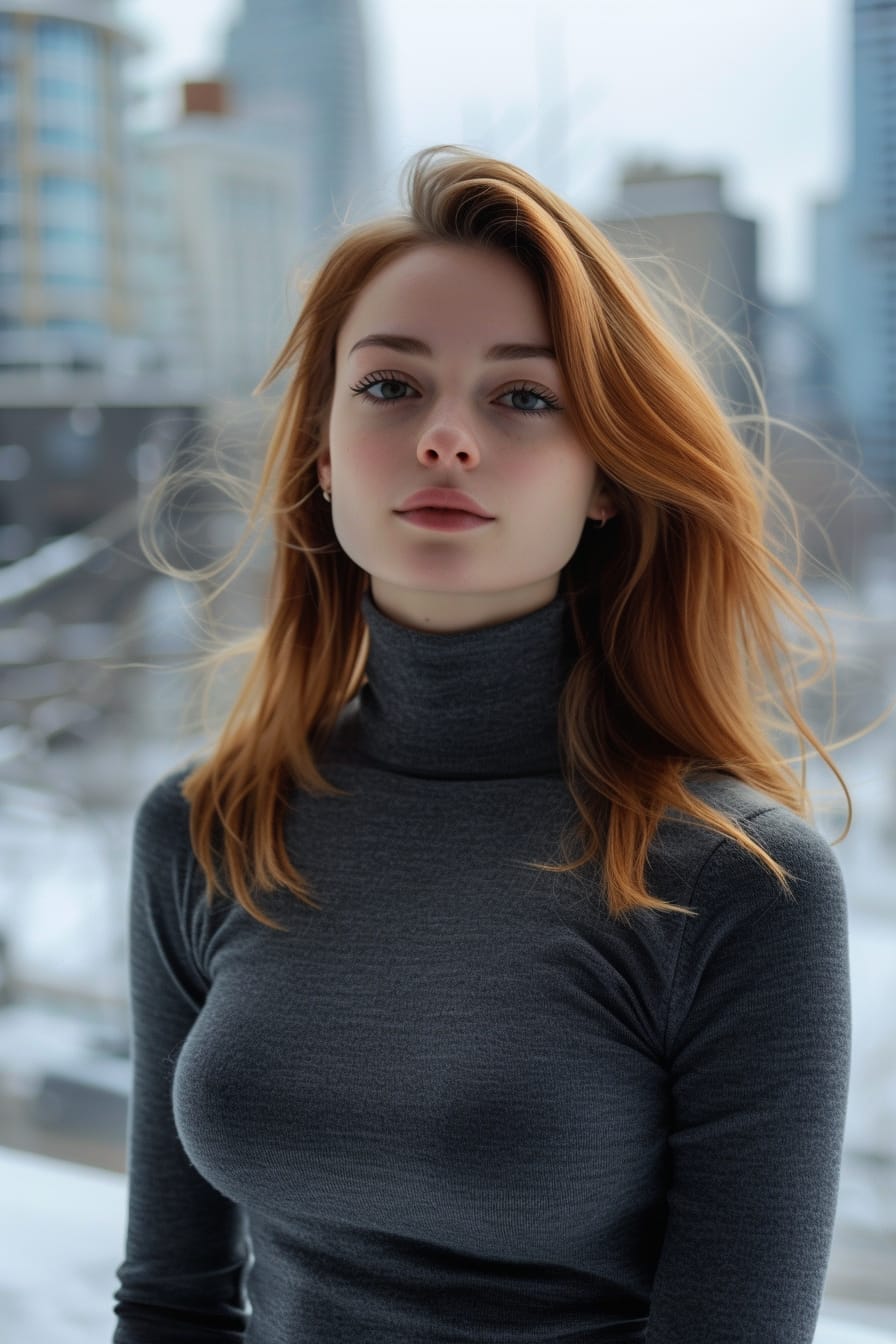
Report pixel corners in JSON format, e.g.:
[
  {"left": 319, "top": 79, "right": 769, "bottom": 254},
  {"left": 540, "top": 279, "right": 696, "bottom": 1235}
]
[{"left": 351, "top": 588, "right": 579, "bottom": 779}]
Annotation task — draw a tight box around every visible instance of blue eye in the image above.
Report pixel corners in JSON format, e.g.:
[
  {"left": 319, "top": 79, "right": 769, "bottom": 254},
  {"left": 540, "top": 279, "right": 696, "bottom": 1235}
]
[
  {"left": 349, "top": 373, "right": 417, "bottom": 405},
  {"left": 497, "top": 385, "right": 561, "bottom": 416},
  {"left": 348, "top": 372, "right": 562, "bottom": 417}
]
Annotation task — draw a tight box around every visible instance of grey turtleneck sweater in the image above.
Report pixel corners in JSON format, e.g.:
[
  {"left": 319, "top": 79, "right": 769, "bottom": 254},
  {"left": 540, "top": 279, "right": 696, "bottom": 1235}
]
[{"left": 112, "top": 588, "right": 851, "bottom": 1343}]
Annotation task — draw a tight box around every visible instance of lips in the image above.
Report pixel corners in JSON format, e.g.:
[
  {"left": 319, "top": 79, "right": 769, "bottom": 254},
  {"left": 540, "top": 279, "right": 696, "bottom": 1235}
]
[
  {"left": 396, "top": 488, "right": 493, "bottom": 518},
  {"left": 397, "top": 507, "right": 492, "bottom": 532}
]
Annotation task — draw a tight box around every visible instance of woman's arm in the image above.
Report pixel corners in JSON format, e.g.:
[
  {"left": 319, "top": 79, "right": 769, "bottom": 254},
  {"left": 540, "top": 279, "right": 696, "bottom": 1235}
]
[
  {"left": 647, "top": 807, "right": 851, "bottom": 1343},
  {"left": 112, "top": 775, "right": 251, "bottom": 1342}
]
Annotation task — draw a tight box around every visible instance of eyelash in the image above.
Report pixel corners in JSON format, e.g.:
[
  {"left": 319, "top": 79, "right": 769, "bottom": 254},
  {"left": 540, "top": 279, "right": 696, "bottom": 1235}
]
[{"left": 348, "top": 370, "right": 562, "bottom": 417}]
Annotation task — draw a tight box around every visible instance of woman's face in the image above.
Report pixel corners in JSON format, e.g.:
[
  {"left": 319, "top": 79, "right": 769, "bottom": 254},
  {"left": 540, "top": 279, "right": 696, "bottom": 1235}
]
[{"left": 322, "top": 240, "right": 615, "bottom": 633}]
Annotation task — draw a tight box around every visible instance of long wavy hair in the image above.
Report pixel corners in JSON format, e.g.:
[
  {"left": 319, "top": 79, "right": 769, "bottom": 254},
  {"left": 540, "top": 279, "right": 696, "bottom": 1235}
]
[{"left": 149, "top": 144, "right": 859, "bottom": 932}]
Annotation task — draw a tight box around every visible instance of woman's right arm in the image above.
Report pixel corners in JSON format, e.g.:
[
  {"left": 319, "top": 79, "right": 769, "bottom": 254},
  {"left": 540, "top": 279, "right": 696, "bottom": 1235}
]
[{"left": 112, "top": 775, "right": 251, "bottom": 1342}]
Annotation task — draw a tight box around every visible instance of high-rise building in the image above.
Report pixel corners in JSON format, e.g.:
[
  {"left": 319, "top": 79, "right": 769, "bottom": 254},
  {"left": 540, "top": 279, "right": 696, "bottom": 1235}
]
[
  {"left": 811, "top": 0, "right": 896, "bottom": 490},
  {"left": 0, "top": 6, "right": 205, "bottom": 567},
  {"left": 597, "top": 162, "right": 876, "bottom": 578},
  {"left": 221, "top": 0, "right": 378, "bottom": 254},
  {"left": 0, "top": 1, "right": 147, "bottom": 377},
  {"left": 596, "top": 163, "right": 763, "bottom": 423},
  {"left": 133, "top": 79, "right": 304, "bottom": 398}
]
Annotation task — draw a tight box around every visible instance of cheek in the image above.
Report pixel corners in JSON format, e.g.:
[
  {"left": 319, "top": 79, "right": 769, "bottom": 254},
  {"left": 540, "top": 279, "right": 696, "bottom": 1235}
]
[
  {"left": 329, "top": 402, "right": 398, "bottom": 464},
  {"left": 520, "top": 443, "right": 593, "bottom": 498}
]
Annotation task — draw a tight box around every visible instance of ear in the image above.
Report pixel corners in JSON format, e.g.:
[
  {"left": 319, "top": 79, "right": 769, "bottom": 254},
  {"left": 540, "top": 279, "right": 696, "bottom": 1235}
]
[
  {"left": 318, "top": 446, "right": 331, "bottom": 492},
  {"left": 587, "top": 479, "right": 619, "bottom": 523}
]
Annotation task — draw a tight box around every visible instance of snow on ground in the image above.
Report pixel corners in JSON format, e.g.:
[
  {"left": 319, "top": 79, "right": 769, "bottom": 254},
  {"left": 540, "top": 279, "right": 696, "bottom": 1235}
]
[
  {"left": 842, "top": 913, "right": 896, "bottom": 1164},
  {"left": 2, "top": 1145, "right": 126, "bottom": 1343}
]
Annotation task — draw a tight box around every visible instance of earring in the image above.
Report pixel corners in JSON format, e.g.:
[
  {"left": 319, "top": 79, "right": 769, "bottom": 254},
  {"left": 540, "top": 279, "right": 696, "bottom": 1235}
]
[
  {"left": 322, "top": 486, "right": 331, "bottom": 503},
  {"left": 593, "top": 515, "right": 606, "bottom": 528}
]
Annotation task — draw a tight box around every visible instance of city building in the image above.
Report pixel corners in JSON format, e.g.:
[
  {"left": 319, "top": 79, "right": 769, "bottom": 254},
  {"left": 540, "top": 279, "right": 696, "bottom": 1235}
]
[
  {"left": 595, "top": 161, "right": 874, "bottom": 579},
  {"left": 221, "top": 0, "right": 380, "bottom": 255},
  {"left": 0, "top": 1, "right": 150, "bottom": 379},
  {"left": 596, "top": 162, "right": 763, "bottom": 424},
  {"left": 133, "top": 78, "right": 305, "bottom": 399},
  {"left": 0, "top": 4, "right": 203, "bottom": 565},
  {"left": 810, "top": 0, "right": 896, "bottom": 491}
]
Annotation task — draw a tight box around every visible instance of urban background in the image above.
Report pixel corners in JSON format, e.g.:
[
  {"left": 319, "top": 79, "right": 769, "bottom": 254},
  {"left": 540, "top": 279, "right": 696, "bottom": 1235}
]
[{"left": 0, "top": 1, "right": 894, "bottom": 1340}]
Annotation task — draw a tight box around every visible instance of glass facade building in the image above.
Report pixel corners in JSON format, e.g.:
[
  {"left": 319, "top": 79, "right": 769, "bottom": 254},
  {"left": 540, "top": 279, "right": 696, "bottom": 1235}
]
[
  {"left": 814, "top": 0, "right": 896, "bottom": 489},
  {"left": 133, "top": 103, "right": 303, "bottom": 398},
  {"left": 848, "top": 0, "right": 896, "bottom": 487},
  {"left": 221, "top": 0, "right": 378, "bottom": 250},
  {"left": 0, "top": 3, "right": 140, "bottom": 372}
]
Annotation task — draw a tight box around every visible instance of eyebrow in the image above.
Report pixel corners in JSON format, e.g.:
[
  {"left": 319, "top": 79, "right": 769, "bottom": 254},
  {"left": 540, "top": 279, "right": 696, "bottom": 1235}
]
[{"left": 347, "top": 334, "right": 556, "bottom": 361}]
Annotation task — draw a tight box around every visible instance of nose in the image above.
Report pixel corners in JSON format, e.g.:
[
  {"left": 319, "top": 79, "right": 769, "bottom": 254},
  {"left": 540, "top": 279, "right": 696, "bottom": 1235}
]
[{"left": 416, "top": 417, "right": 481, "bottom": 468}]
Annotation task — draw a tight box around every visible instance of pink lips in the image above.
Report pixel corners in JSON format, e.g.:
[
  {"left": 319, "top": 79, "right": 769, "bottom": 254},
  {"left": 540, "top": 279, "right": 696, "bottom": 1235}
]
[
  {"left": 396, "top": 487, "right": 493, "bottom": 518},
  {"left": 397, "top": 508, "right": 493, "bottom": 532}
]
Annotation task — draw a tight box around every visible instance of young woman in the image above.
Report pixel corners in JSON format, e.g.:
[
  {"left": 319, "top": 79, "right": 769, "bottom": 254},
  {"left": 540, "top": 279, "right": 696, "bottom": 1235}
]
[{"left": 113, "top": 146, "right": 852, "bottom": 1343}]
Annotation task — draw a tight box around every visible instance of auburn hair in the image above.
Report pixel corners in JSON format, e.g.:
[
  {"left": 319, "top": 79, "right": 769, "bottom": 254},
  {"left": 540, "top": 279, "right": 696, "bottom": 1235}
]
[{"left": 148, "top": 144, "right": 856, "bottom": 931}]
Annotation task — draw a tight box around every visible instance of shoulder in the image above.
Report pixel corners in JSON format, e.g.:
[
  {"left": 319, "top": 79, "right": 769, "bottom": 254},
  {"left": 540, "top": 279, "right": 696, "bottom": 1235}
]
[
  {"left": 691, "top": 771, "right": 842, "bottom": 888},
  {"left": 131, "top": 760, "right": 202, "bottom": 869},
  {"left": 661, "top": 775, "right": 850, "bottom": 1059},
  {"left": 128, "top": 761, "right": 215, "bottom": 1004},
  {"left": 653, "top": 770, "right": 845, "bottom": 913}
]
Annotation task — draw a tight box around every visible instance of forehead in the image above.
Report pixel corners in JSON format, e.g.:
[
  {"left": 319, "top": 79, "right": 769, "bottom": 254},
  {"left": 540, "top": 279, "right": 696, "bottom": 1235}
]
[{"left": 336, "top": 242, "right": 549, "bottom": 360}]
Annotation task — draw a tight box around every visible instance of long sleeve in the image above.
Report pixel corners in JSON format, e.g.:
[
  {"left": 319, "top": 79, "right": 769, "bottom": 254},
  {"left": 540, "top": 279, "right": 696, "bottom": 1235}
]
[
  {"left": 646, "top": 806, "right": 852, "bottom": 1342},
  {"left": 112, "top": 776, "right": 252, "bottom": 1342}
]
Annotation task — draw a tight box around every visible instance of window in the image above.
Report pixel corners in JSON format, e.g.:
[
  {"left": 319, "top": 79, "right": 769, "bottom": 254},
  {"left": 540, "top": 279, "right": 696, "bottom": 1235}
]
[
  {"left": 0, "top": 239, "right": 22, "bottom": 276},
  {"left": 41, "top": 224, "right": 101, "bottom": 245},
  {"left": 0, "top": 175, "right": 19, "bottom": 226},
  {"left": 35, "top": 20, "right": 97, "bottom": 59},
  {"left": 37, "top": 72, "right": 101, "bottom": 156},
  {"left": 34, "top": 20, "right": 100, "bottom": 88},
  {"left": 39, "top": 176, "right": 101, "bottom": 234},
  {"left": 37, "top": 77, "right": 97, "bottom": 103},
  {"left": 44, "top": 317, "right": 105, "bottom": 335},
  {"left": 38, "top": 124, "right": 100, "bottom": 153},
  {"left": 41, "top": 233, "right": 103, "bottom": 284},
  {"left": 0, "top": 15, "right": 19, "bottom": 63},
  {"left": 43, "top": 274, "right": 102, "bottom": 289}
]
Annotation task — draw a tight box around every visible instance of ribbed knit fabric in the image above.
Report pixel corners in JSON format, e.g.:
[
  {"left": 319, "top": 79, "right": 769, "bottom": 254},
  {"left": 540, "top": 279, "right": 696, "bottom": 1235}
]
[{"left": 112, "top": 587, "right": 851, "bottom": 1343}]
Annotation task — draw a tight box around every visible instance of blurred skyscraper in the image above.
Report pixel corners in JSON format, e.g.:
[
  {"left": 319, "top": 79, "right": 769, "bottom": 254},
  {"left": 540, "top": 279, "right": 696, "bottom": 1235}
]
[
  {"left": 595, "top": 161, "right": 874, "bottom": 578},
  {"left": 0, "top": 1, "right": 152, "bottom": 381},
  {"left": 596, "top": 163, "right": 763, "bottom": 424},
  {"left": 221, "top": 0, "right": 379, "bottom": 254},
  {"left": 132, "top": 79, "right": 304, "bottom": 399},
  {"left": 0, "top": 2, "right": 204, "bottom": 569},
  {"left": 811, "top": 0, "right": 896, "bottom": 491}
]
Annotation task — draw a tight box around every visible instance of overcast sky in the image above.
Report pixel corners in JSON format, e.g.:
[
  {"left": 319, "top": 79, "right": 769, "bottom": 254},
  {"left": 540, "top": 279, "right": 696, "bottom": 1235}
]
[{"left": 122, "top": 0, "right": 852, "bottom": 307}]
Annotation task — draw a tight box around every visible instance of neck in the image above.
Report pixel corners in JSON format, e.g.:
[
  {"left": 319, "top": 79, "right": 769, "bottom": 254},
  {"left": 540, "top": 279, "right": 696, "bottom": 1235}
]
[{"left": 351, "top": 587, "right": 579, "bottom": 780}]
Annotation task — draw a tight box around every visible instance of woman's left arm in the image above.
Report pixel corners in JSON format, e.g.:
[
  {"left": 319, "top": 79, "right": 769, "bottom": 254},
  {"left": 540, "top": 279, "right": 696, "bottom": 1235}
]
[{"left": 647, "top": 807, "right": 852, "bottom": 1344}]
